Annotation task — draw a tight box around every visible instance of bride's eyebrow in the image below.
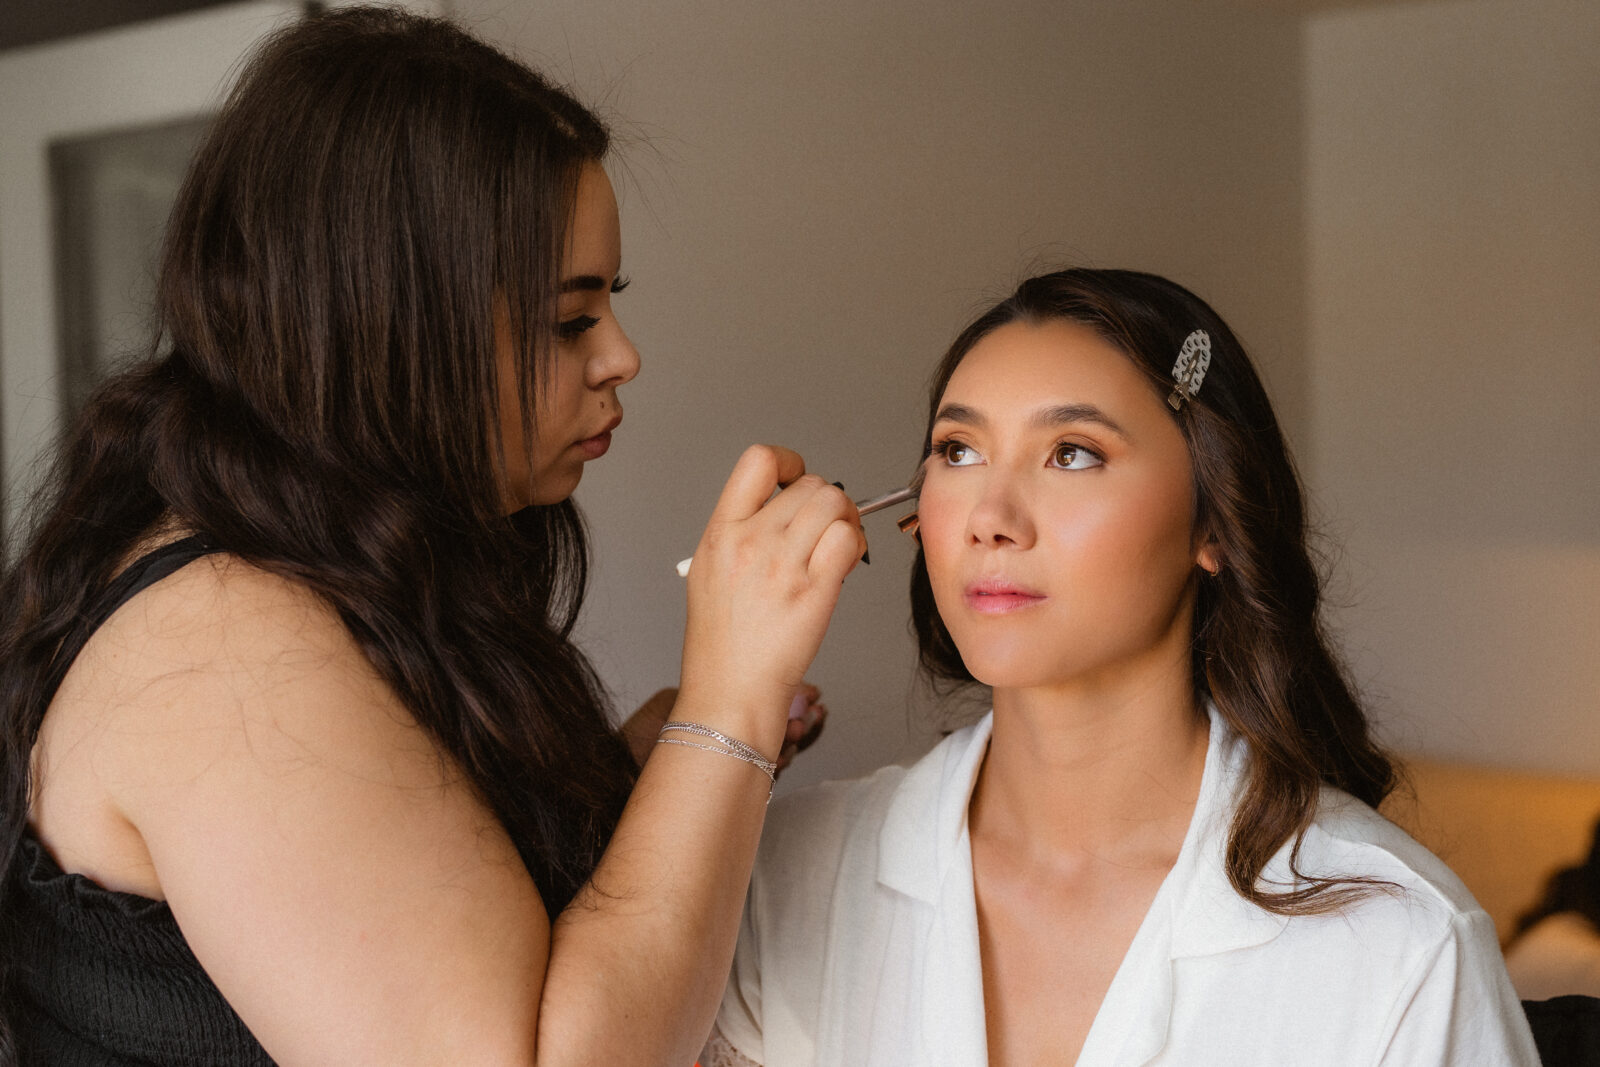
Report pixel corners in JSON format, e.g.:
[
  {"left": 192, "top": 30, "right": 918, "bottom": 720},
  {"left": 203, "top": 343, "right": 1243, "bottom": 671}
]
[
  {"left": 934, "top": 403, "right": 1132, "bottom": 444},
  {"left": 933, "top": 402, "right": 1130, "bottom": 441},
  {"left": 1032, "top": 403, "right": 1129, "bottom": 440},
  {"left": 932, "top": 403, "right": 984, "bottom": 427}
]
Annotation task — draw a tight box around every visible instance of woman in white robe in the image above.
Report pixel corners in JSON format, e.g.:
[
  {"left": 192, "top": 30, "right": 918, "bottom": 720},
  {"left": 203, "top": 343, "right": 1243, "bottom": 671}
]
[{"left": 705, "top": 268, "right": 1538, "bottom": 1067}]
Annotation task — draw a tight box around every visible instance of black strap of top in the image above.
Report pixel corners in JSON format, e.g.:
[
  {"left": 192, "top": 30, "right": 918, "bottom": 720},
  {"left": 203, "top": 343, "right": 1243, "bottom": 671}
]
[{"left": 40, "top": 535, "right": 221, "bottom": 713}]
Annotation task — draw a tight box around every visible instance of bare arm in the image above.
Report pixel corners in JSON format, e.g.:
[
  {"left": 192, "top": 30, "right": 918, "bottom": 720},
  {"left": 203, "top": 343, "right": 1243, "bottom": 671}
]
[
  {"left": 53, "top": 445, "right": 860, "bottom": 1066},
  {"left": 538, "top": 446, "right": 862, "bottom": 1064}
]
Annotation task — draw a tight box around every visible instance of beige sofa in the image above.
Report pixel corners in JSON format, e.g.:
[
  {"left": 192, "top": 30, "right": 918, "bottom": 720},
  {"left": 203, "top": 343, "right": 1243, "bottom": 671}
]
[{"left": 1382, "top": 757, "right": 1600, "bottom": 944}]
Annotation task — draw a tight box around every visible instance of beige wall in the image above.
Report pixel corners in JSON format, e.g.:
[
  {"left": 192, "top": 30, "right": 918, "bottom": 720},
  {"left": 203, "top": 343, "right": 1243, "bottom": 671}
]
[
  {"left": 1306, "top": 0, "right": 1600, "bottom": 777},
  {"left": 451, "top": 0, "right": 1308, "bottom": 789},
  {"left": 10, "top": 0, "right": 1591, "bottom": 793}
]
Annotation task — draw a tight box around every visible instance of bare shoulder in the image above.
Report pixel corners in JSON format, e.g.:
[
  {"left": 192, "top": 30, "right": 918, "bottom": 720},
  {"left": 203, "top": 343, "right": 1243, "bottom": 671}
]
[
  {"left": 41, "top": 552, "right": 449, "bottom": 814},
  {"left": 79, "top": 551, "right": 397, "bottom": 718},
  {"left": 36, "top": 552, "right": 550, "bottom": 1061}
]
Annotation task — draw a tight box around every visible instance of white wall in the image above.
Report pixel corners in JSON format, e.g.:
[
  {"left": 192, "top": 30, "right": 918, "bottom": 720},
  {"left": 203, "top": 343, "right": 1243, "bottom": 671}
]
[
  {"left": 1306, "top": 0, "right": 1600, "bottom": 776},
  {"left": 450, "top": 0, "right": 1309, "bottom": 790}
]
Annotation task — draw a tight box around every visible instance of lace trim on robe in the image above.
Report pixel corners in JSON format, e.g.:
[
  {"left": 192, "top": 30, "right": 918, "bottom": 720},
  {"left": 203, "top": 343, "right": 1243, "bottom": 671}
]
[{"left": 702, "top": 1026, "right": 763, "bottom": 1067}]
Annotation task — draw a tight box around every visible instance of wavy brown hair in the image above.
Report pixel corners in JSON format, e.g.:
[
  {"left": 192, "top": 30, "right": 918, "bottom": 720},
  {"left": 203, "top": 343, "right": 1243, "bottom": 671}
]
[
  {"left": 0, "top": 6, "right": 636, "bottom": 1048},
  {"left": 910, "top": 268, "right": 1397, "bottom": 915}
]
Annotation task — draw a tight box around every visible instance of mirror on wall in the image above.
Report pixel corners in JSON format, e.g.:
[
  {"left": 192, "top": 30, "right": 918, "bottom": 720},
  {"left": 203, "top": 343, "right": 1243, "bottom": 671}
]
[
  {"left": 0, "top": 1, "right": 300, "bottom": 548},
  {"left": 49, "top": 115, "right": 210, "bottom": 419}
]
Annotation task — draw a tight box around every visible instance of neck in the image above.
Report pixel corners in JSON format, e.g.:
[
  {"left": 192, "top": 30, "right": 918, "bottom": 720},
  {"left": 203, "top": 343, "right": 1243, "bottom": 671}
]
[{"left": 968, "top": 643, "right": 1210, "bottom": 870}]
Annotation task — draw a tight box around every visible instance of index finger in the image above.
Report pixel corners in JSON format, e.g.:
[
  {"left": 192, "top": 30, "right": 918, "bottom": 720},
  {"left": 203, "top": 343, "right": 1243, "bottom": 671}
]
[{"left": 710, "top": 444, "right": 807, "bottom": 522}]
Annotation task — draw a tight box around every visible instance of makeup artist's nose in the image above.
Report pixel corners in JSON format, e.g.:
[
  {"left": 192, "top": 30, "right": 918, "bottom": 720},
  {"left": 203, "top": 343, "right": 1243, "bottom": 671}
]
[
  {"left": 587, "top": 320, "right": 640, "bottom": 389},
  {"left": 965, "top": 475, "right": 1034, "bottom": 550}
]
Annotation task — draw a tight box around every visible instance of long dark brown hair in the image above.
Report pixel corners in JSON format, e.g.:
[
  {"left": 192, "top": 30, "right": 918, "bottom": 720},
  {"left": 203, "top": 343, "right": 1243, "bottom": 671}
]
[
  {"left": 910, "top": 268, "right": 1397, "bottom": 915},
  {"left": 0, "top": 4, "right": 636, "bottom": 1040}
]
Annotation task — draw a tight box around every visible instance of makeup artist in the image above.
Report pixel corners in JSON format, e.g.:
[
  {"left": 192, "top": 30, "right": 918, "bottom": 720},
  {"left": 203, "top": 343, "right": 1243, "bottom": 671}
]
[{"left": 0, "top": 8, "right": 862, "bottom": 1066}]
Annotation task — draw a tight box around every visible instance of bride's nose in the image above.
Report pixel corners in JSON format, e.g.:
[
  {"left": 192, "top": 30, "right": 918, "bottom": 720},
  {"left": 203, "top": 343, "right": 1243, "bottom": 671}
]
[{"left": 965, "top": 474, "right": 1035, "bottom": 550}]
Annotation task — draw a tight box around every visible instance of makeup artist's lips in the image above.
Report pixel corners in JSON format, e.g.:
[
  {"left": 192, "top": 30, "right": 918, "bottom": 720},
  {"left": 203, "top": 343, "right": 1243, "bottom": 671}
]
[
  {"left": 576, "top": 417, "right": 622, "bottom": 460},
  {"left": 964, "top": 578, "right": 1046, "bottom": 614}
]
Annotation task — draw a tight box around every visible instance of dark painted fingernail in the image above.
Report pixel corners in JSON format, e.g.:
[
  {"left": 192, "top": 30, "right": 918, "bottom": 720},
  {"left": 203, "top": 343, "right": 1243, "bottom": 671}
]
[
  {"left": 860, "top": 548, "right": 871, "bottom": 565},
  {"left": 831, "top": 481, "right": 845, "bottom": 491}
]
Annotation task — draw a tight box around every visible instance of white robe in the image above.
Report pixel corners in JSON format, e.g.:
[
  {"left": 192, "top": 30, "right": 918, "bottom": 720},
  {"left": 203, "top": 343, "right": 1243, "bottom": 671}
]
[{"left": 714, "top": 708, "right": 1539, "bottom": 1066}]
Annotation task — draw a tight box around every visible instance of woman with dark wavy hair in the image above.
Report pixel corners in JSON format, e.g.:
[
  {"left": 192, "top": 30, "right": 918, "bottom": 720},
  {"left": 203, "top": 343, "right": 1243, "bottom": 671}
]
[
  {"left": 0, "top": 8, "right": 861, "bottom": 1065},
  {"left": 708, "top": 268, "right": 1536, "bottom": 1066}
]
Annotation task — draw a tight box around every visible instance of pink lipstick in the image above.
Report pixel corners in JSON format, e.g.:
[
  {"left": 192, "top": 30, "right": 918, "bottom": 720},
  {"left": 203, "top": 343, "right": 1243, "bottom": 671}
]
[{"left": 964, "top": 578, "right": 1046, "bottom": 614}]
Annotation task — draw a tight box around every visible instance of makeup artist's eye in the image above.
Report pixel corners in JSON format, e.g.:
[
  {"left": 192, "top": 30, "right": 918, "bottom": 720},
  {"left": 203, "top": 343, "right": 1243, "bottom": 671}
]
[
  {"left": 557, "top": 314, "right": 600, "bottom": 340},
  {"left": 1049, "top": 443, "right": 1104, "bottom": 471},
  {"left": 610, "top": 275, "right": 631, "bottom": 294},
  {"left": 933, "top": 439, "right": 983, "bottom": 467}
]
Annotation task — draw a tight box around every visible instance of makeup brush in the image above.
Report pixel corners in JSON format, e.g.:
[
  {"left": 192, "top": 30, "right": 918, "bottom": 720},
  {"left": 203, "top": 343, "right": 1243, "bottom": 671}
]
[{"left": 675, "top": 485, "right": 917, "bottom": 577}]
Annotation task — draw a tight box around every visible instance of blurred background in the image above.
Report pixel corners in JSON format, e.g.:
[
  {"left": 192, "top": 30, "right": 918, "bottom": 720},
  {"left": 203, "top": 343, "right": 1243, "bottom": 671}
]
[{"left": 2, "top": 0, "right": 1596, "bottom": 966}]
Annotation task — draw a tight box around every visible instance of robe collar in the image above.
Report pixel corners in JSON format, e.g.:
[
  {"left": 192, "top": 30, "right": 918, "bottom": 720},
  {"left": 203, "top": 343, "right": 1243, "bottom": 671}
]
[{"left": 876, "top": 703, "right": 1291, "bottom": 957}]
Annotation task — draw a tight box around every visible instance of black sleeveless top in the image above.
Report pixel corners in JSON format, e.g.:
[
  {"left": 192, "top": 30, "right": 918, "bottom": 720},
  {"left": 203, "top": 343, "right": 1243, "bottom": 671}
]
[{"left": 5, "top": 537, "right": 277, "bottom": 1066}]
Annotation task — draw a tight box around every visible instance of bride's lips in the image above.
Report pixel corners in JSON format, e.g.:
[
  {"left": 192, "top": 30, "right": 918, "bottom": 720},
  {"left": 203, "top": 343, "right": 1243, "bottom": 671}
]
[
  {"left": 576, "top": 415, "right": 622, "bottom": 460},
  {"left": 964, "top": 577, "right": 1046, "bottom": 614}
]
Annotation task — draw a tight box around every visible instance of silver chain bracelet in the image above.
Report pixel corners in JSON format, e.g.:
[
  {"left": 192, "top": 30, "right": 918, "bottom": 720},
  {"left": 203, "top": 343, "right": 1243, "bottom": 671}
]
[{"left": 656, "top": 721, "right": 777, "bottom": 787}]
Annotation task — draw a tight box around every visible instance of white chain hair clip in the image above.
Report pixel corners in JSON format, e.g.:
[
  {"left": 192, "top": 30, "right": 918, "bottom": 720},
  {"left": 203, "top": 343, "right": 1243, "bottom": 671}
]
[{"left": 1167, "top": 329, "right": 1212, "bottom": 411}]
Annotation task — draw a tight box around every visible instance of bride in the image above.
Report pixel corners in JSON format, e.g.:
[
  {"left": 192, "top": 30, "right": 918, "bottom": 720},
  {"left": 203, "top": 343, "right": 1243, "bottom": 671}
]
[{"left": 705, "top": 268, "right": 1537, "bottom": 1066}]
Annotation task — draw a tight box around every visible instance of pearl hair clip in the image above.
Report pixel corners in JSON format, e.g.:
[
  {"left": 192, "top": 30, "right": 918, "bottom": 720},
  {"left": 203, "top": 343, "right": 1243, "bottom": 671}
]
[{"left": 1167, "top": 329, "right": 1212, "bottom": 411}]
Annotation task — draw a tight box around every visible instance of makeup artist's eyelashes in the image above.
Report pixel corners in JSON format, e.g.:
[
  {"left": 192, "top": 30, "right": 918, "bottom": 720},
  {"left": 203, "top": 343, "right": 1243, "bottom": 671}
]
[
  {"left": 928, "top": 437, "right": 1105, "bottom": 471},
  {"left": 557, "top": 314, "right": 600, "bottom": 340},
  {"left": 556, "top": 277, "right": 628, "bottom": 340}
]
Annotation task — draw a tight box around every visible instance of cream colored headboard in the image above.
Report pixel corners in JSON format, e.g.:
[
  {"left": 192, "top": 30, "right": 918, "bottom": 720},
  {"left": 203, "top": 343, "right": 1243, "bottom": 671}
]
[{"left": 1381, "top": 758, "right": 1600, "bottom": 944}]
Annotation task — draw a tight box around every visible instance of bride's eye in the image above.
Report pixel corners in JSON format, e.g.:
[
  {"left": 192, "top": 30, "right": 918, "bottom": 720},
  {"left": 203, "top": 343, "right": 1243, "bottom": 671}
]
[
  {"left": 934, "top": 439, "right": 983, "bottom": 467},
  {"left": 1050, "top": 443, "right": 1104, "bottom": 470}
]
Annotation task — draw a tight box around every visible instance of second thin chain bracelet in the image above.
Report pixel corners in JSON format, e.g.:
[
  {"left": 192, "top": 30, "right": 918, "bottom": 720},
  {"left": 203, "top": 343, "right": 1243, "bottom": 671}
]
[{"left": 656, "top": 721, "right": 778, "bottom": 787}]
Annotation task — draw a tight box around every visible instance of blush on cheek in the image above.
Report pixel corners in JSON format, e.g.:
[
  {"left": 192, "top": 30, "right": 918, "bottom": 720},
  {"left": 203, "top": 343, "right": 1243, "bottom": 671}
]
[{"left": 914, "top": 493, "right": 962, "bottom": 564}]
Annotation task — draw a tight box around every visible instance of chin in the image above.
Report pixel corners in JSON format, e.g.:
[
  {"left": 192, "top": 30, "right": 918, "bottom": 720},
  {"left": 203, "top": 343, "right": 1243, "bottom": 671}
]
[
  {"left": 952, "top": 639, "right": 1068, "bottom": 691},
  {"left": 967, "top": 667, "right": 1065, "bottom": 692},
  {"left": 526, "top": 471, "right": 582, "bottom": 507}
]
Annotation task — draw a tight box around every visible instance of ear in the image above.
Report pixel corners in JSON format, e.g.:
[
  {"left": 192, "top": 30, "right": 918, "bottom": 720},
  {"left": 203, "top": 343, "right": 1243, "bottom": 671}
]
[{"left": 1196, "top": 540, "right": 1222, "bottom": 576}]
